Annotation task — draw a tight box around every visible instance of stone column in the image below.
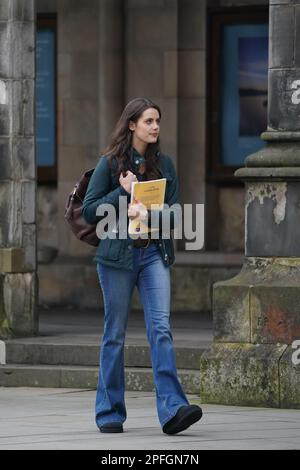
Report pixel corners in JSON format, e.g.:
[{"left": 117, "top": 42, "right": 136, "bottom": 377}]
[
  {"left": 177, "top": 0, "right": 206, "bottom": 251},
  {"left": 98, "top": 0, "right": 124, "bottom": 151},
  {"left": 200, "top": 0, "right": 300, "bottom": 408},
  {"left": 0, "top": 0, "right": 37, "bottom": 338}
]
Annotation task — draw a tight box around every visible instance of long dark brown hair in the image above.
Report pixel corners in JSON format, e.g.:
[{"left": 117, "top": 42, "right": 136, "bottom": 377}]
[{"left": 102, "top": 98, "right": 162, "bottom": 179}]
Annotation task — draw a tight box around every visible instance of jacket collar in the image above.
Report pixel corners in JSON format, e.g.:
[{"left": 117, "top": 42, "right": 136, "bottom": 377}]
[{"left": 129, "top": 147, "right": 146, "bottom": 174}]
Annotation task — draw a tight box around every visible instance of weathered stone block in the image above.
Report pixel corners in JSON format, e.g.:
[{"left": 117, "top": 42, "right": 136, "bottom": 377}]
[
  {"left": 269, "top": 69, "right": 300, "bottom": 131},
  {"left": 22, "top": 79, "right": 34, "bottom": 135},
  {"left": 0, "top": 137, "right": 35, "bottom": 180},
  {"left": 0, "top": 79, "right": 8, "bottom": 105},
  {"left": 279, "top": 345, "right": 300, "bottom": 409},
  {"left": 171, "top": 266, "right": 211, "bottom": 312},
  {"left": 22, "top": 181, "right": 35, "bottom": 224},
  {"left": 163, "top": 51, "right": 177, "bottom": 98},
  {"left": 0, "top": 1, "right": 9, "bottom": 20},
  {"left": 214, "top": 257, "right": 300, "bottom": 343},
  {"left": 10, "top": 80, "right": 22, "bottom": 135},
  {"left": 13, "top": 137, "right": 35, "bottom": 179},
  {"left": 178, "top": 51, "right": 205, "bottom": 98},
  {"left": 4, "top": 18, "right": 33, "bottom": 76},
  {"left": 295, "top": 5, "right": 300, "bottom": 66},
  {"left": 100, "top": 52, "right": 125, "bottom": 99},
  {"left": 0, "top": 24, "right": 10, "bottom": 78},
  {"left": 0, "top": 247, "right": 24, "bottom": 273},
  {"left": 269, "top": 5, "right": 294, "bottom": 68},
  {"left": 37, "top": 186, "right": 58, "bottom": 250},
  {"left": 57, "top": 53, "right": 71, "bottom": 100},
  {"left": 0, "top": 102, "right": 9, "bottom": 136},
  {"left": 134, "top": 9, "right": 177, "bottom": 50},
  {"left": 38, "top": 261, "right": 102, "bottom": 309},
  {"left": 126, "top": 51, "right": 163, "bottom": 98},
  {"left": 0, "top": 140, "right": 10, "bottom": 177},
  {"left": 2, "top": 272, "right": 37, "bottom": 337},
  {"left": 58, "top": 3, "right": 98, "bottom": 53},
  {"left": 22, "top": 224, "right": 36, "bottom": 271},
  {"left": 0, "top": 274, "right": 7, "bottom": 337},
  {"left": 126, "top": 0, "right": 164, "bottom": 8},
  {"left": 10, "top": 0, "right": 35, "bottom": 22},
  {"left": 99, "top": 0, "right": 124, "bottom": 52},
  {"left": 62, "top": 99, "right": 98, "bottom": 146},
  {"left": 200, "top": 342, "right": 287, "bottom": 407},
  {"left": 0, "top": 181, "right": 22, "bottom": 246},
  {"left": 10, "top": 22, "right": 35, "bottom": 79},
  {"left": 246, "top": 182, "right": 300, "bottom": 257},
  {"left": 178, "top": 0, "right": 206, "bottom": 50},
  {"left": 98, "top": 97, "right": 123, "bottom": 148},
  {"left": 251, "top": 285, "right": 300, "bottom": 344},
  {"left": 157, "top": 98, "right": 177, "bottom": 159},
  {"left": 178, "top": 143, "right": 205, "bottom": 205},
  {"left": 58, "top": 145, "right": 92, "bottom": 181},
  {"left": 0, "top": 366, "right": 60, "bottom": 387},
  {"left": 178, "top": 98, "right": 205, "bottom": 146},
  {"left": 213, "top": 281, "right": 251, "bottom": 342},
  {"left": 60, "top": 368, "right": 98, "bottom": 388},
  {"left": 178, "top": 370, "right": 201, "bottom": 395},
  {"left": 70, "top": 52, "right": 98, "bottom": 100}
]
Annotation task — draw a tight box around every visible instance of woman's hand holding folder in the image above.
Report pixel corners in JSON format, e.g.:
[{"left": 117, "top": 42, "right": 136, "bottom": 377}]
[{"left": 128, "top": 196, "right": 148, "bottom": 221}]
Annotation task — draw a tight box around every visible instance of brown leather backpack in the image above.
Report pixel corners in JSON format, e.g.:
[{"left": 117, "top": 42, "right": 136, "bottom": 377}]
[{"left": 64, "top": 168, "right": 100, "bottom": 246}]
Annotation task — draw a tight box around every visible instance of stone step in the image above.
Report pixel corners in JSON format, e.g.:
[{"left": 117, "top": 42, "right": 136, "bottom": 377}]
[
  {"left": 5, "top": 340, "right": 209, "bottom": 370},
  {"left": 0, "top": 364, "right": 200, "bottom": 394}
]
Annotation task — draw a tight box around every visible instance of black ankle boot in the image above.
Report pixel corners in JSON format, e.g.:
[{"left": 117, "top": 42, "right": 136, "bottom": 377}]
[
  {"left": 162, "top": 405, "right": 202, "bottom": 435},
  {"left": 99, "top": 422, "right": 123, "bottom": 433}
]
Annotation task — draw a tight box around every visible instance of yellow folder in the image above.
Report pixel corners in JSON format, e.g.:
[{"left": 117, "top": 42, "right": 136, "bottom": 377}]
[{"left": 128, "top": 178, "right": 166, "bottom": 236}]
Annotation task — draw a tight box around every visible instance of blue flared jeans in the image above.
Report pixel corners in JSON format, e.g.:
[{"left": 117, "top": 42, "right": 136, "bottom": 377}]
[{"left": 95, "top": 243, "right": 189, "bottom": 428}]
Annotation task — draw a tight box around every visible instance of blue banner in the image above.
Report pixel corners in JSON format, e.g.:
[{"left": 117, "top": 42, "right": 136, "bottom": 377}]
[{"left": 36, "top": 30, "right": 55, "bottom": 167}]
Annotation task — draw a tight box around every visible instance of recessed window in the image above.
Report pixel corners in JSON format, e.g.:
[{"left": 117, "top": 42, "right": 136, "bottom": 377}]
[
  {"left": 207, "top": 9, "right": 269, "bottom": 182},
  {"left": 36, "top": 15, "right": 57, "bottom": 184}
]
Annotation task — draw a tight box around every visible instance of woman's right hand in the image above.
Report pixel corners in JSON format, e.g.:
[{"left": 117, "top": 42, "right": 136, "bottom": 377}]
[{"left": 119, "top": 170, "right": 137, "bottom": 194}]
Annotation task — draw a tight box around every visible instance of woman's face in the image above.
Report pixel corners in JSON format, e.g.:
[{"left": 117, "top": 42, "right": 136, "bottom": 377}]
[{"left": 129, "top": 107, "right": 160, "bottom": 145}]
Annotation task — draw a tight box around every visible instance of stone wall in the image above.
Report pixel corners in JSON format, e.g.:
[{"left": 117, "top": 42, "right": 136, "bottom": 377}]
[
  {"left": 178, "top": 0, "right": 206, "bottom": 210},
  {"left": 37, "top": 186, "right": 58, "bottom": 254},
  {"left": 38, "top": 258, "right": 240, "bottom": 312},
  {"left": 56, "top": 0, "right": 99, "bottom": 258},
  {"left": 125, "top": 0, "right": 179, "bottom": 164}
]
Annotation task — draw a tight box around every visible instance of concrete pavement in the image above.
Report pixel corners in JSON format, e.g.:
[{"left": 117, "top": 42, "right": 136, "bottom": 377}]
[{"left": 0, "top": 387, "right": 299, "bottom": 450}]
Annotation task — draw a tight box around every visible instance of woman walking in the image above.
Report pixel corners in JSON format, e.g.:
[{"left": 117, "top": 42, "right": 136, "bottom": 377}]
[{"left": 82, "top": 98, "right": 202, "bottom": 435}]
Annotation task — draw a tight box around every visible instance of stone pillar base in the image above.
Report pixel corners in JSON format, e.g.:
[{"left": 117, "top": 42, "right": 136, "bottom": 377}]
[
  {"left": 0, "top": 272, "right": 38, "bottom": 339},
  {"left": 200, "top": 257, "right": 300, "bottom": 408}
]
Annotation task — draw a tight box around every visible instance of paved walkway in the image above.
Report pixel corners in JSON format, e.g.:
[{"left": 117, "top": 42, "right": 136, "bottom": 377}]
[{"left": 0, "top": 387, "right": 299, "bottom": 450}]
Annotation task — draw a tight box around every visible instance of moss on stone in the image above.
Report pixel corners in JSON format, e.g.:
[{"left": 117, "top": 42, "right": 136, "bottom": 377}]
[{"left": 200, "top": 343, "right": 286, "bottom": 407}]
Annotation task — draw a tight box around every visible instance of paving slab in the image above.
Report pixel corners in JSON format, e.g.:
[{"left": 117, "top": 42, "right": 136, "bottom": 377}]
[{"left": 0, "top": 388, "right": 299, "bottom": 450}]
